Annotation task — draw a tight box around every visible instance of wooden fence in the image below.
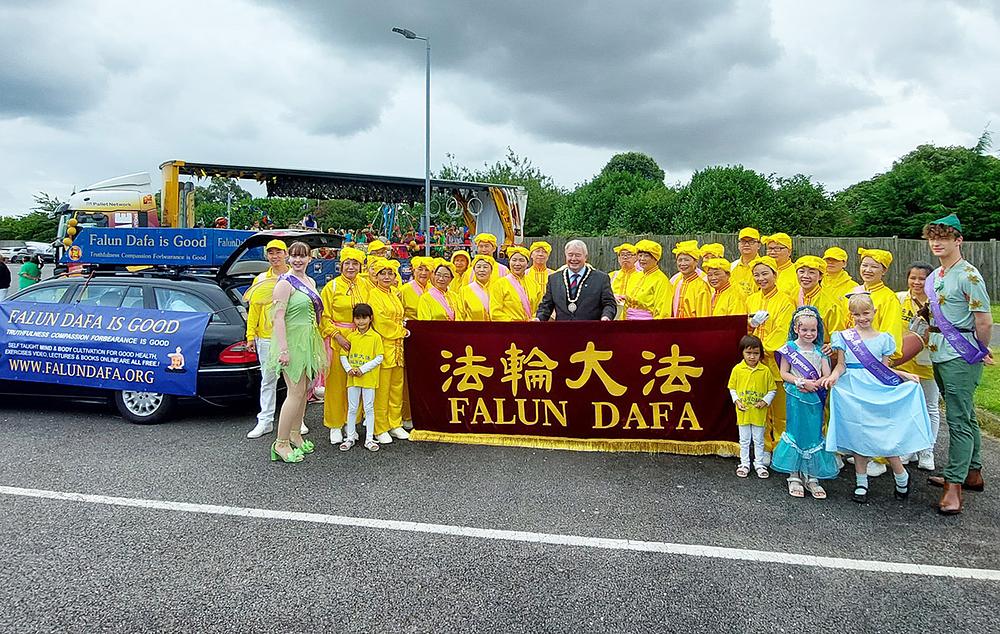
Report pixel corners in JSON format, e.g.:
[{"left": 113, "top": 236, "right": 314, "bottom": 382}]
[{"left": 524, "top": 234, "right": 1000, "bottom": 298}]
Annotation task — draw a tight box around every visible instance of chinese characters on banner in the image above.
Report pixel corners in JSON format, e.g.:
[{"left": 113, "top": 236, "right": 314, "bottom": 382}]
[{"left": 405, "top": 316, "right": 747, "bottom": 455}]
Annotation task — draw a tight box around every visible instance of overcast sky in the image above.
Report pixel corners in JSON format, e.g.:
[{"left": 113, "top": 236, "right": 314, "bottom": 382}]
[{"left": 1, "top": 0, "right": 998, "bottom": 214}]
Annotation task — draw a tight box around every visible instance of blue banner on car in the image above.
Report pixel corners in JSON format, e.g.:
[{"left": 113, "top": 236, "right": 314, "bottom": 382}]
[
  {"left": 0, "top": 302, "right": 210, "bottom": 396},
  {"left": 62, "top": 228, "right": 255, "bottom": 266}
]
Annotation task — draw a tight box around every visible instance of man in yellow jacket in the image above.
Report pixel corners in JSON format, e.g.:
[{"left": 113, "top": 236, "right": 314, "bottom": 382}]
[
  {"left": 822, "top": 246, "right": 857, "bottom": 300},
  {"left": 730, "top": 227, "right": 762, "bottom": 297},
  {"left": 764, "top": 233, "right": 798, "bottom": 297},
  {"left": 527, "top": 241, "right": 554, "bottom": 310}
]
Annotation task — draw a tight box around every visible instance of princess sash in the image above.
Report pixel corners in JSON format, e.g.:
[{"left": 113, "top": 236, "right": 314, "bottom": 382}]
[
  {"left": 429, "top": 287, "right": 455, "bottom": 321},
  {"left": 777, "top": 343, "right": 827, "bottom": 402},
  {"left": 281, "top": 273, "right": 323, "bottom": 326},
  {"left": 841, "top": 329, "right": 901, "bottom": 386},
  {"left": 924, "top": 274, "right": 989, "bottom": 364},
  {"left": 505, "top": 274, "right": 532, "bottom": 319}
]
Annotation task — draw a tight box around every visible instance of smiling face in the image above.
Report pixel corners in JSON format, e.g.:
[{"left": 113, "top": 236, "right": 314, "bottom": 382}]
[
  {"left": 414, "top": 263, "right": 431, "bottom": 285},
  {"left": 341, "top": 258, "right": 360, "bottom": 279},
  {"left": 637, "top": 252, "right": 657, "bottom": 271},
  {"left": 794, "top": 314, "right": 819, "bottom": 344},
  {"left": 287, "top": 248, "right": 310, "bottom": 272},
  {"left": 705, "top": 267, "right": 728, "bottom": 288},
  {"left": 266, "top": 247, "right": 287, "bottom": 270},
  {"left": 564, "top": 244, "right": 587, "bottom": 271},
  {"left": 850, "top": 304, "right": 876, "bottom": 329},
  {"left": 676, "top": 254, "right": 696, "bottom": 275},
  {"left": 376, "top": 268, "right": 395, "bottom": 288},
  {"left": 473, "top": 260, "right": 492, "bottom": 282},
  {"left": 797, "top": 266, "right": 821, "bottom": 291},
  {"left": 907, "top": 267, "right": 929, "bottom": 297},
  {"left": 859, "top": 256, "right": 885, "bottom": 284},
  {"left": 509, "top": 253, "right": 529, "bottom": 275},
  {"left": 753, "top": 263, "right": 776, "bottom": 291},
  {"left": 432, "top": 265, "right": 453, "bottom": 291}
]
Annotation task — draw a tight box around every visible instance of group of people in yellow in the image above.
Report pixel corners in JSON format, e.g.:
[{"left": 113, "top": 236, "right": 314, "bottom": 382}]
[{"left": 244, "top": 228, "right": 936, "bottom": 478}]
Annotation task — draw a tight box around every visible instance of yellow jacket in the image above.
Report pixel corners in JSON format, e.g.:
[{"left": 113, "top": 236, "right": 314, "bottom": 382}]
[
  {"left": 319, "top": 274, "right": 367, "bottom": 351},
  {"left": 711, "top": 282, "right": 748, "bottom": 317},
  {"left": 865, "top": 281, "right": 903, "bottom": 358},
  {"left": 490, "top": 274, "right": 537, "bottom": 321},
  {"left": 526, "top": 265, "right": 553, "bottom": 310},
  {"left": 729, "top": 258, "right": 758, "bottom": 298},
  {"left": 245, "top": 268, "right": 281, "bottom": 341},
  {"left": 400, "top": 279, "right": 429, "bottom": 320},
  {"left": 746, "top": 286, "right": 795, "bottom": 376},
  {"left": 366, "top": 285, "right": 406, "bottom": 368},
  {"left": 459, "top": 281, "right": 492, "bottom": 321},
  {"left": 824, "top": 270, "right": 858, "bottom": 301},
  {"left": 775, "top": 260, "right": 799, "bottom": 298},
  {"left": 625, "top": 268, "right": 672, "bottom": 318},
  {"left": 797, "top": 285, "right": 845, "bottom": 342},
  {"left": 670, "top": 273, "right": 712, "bottom": 318},
  {"left": 610, "top": 268, "right": 638, "bottom": 297},
  {"left": 417, "top": 287, "right": 462, "bottom": 321}
]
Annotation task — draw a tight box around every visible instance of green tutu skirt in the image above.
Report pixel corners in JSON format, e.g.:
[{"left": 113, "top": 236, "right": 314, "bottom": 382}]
[{"left": 267, "top": 291, "right": 328, "bottom": 383}]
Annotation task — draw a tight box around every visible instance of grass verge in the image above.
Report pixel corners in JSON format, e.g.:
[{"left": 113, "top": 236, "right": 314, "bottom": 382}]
[{"left": 975, "top": 345, "right": 999, "bottom": 437}]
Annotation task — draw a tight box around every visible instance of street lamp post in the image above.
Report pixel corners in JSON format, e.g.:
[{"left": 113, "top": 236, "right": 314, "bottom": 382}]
[{"left": 392, "top": 26, "right": 432, "bottom": 256}]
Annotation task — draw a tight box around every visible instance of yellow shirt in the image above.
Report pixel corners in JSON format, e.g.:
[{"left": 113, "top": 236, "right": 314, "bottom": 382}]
[
  {"left": 729, "top": 258, "right": 758, "bottom": 298},
  {"left": 527, "top": 266, "right": 553, "bottom": 310},
  {"left": 728, "top": 361, "right": 775, "bottom": 427},
  {"left": 449, "top": 272, "right": 470, "bottom": 295},
  {"left": 896, "top": 291, "right": 933, "bottom": 379},
  {"left": 625, "top": 268, "right": 672, "bottom": 318},
  {"left": 824, "top": 270, "right": 858, "bottom": 301},
  {"left": 342, "top": 328, "right": 384, "bottom": 389},
  {"left": 711, "top": 282, "right": 748, "bottom": 317},
  {"left": 746, "top": 286, "right": 795, "bottom": 377},
  {"left": 319, "top": 275, "right": 367, "bottom": 352},
  {"left": 775, "top": 259, "right": 798, "bottom": 297},
  {"left": 245, "top": 268, "right": 282, "bottom": 341},
  {"left": 797, "top": 285, "right": 845, "bottom": 343},
  {"left": 366, "top": 285, "right": 406, "bottom": 368},
  {"left": 490, "top": 274, "right": 537, "bottom": 322},
  {"left": 400, "top": 279, "right": 429, "bottom": 320},
  {"left": 865, "top": 281, "right": 903, "bottom": 358},
  {"left": 610, "top": 268, "right": 637, "bottom": 297},
  {"left": 417, "top": 288, "right": 462, "bottom": 321},
  {"left": 670, "top": 272, "right": 712, "bottom": 318},
  {"left": 459, "top": 281, "right": 492, "bottom": 321}
]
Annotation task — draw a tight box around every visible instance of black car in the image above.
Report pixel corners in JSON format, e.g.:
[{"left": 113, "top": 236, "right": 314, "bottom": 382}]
[{"left": 0, "top": 230, "right": 342, "bottom": 424}]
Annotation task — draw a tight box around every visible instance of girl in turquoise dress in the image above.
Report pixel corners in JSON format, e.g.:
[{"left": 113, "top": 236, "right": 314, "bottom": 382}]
[
  {"left": 269, "top": 241, "right": 327, "bottom": 463},
  {"left": 821, "top": 293, "right": 933, "bottom": 503},
  {"left": 772, "top": 306, "right": 840, "bottom": 499}
]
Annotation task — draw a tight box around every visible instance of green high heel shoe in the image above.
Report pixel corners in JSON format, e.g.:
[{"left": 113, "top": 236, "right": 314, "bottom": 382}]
[
  {"left": 271, "top": 441, "right": 304, "bottom": 463},
  {"left": 291, "top": 438, "right": 316, "bottom": 454}
]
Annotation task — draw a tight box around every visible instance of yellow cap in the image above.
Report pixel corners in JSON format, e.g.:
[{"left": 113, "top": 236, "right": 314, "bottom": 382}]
[
  {"left": 634, "top": 239, "right": 663, "bottom": 262},
  {"left": 738, "top": 227, "right": 761, "bottom": 241},
  {"left": 823, "top": 247, "right": 848, "bottom": 262},
  {"left": 702, "top": 258, "right": 731, "bottom": 272},
  {"left": 373, "top": 258, "right": 400, "bottom": 274},
  {"left": 858, "top": 247, "right": 892, "bottom": 270},
  {"left": 529, "top": 241, "right": 552, "bottom": 255},
  {"left": 672, "top": 240, "right": 701, "bottom": 259},
  {"left": 367, "top": 255, "right": 386, "bottom": 271},
  {"left": 367, "top": 239, "right": 388, "bottom": 253},
  {"left": 474, "top": 233, "right": 497, "bottom": 246},
  {"left": 470, "top": 254, "right": 496, "bottom": 271},
  {"left": 339, "top": 247, "right": 365, "bottom": 265},
  {"left": 701, "top": 242, "right": 725, "bottom": 258},
  {"left": 794, "top": 255, "right": 827, "bottom": 273},
  {"left": 432, "top": 258, "right": 456, "bottom": 279},
  {"left": 613, "top": 242, "right": 637, "bottom": 254},
  {"left": 749, "top": 255, "right": 779, "bottom": 273},
  {"left": 763, "top": 233, "right": 792, "bottom": 250},
  {"left": 265, "top": 239, "right": 288, "bottom": 252},
  {"left": 410, "top": 256, "right": 433, "bottom": 271},
  {"left": 506, "top": 245, "right": 531, "bottom": 261}
]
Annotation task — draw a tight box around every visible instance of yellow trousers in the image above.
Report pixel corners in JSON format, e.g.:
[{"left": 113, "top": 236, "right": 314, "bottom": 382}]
[
  {"left": 764, "top": 385, "right": 786, "bottom": 453},
  {"left": 323, "top": 356, "right": 348, "bottom": 429},
  {"left": 374, "top": 366, "right": 404, "bottom": 435}
]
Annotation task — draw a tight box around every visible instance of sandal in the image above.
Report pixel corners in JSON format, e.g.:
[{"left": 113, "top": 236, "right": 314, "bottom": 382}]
[
  {"left": 736, "top": 465, "right": 750, "bottom": 478},
  {"left": 364, "top": 439, "right": 380, "bottom": 452},
  {"left": 805, "top": 479, "right": 827, "bottom": 499},
  {"left": 787, "top": 476, "right": 805, "bottom": 498},
  {"left": 755, "top": 466, "right": 770, "bottom": 479},
  {"left": 339, "top": 438, "right": 355, "bottom": 452},
  {"left": 291, "top": 438, "right": 316, "bottom": 454},
  {"left": 852, "top": 485, "right": 868, "bottom": 504}
]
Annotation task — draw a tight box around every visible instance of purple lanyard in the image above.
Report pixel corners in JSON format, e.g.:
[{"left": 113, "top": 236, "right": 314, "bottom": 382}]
[
  {"left": 281, "top": 274, "right": 323, "bottom": 326},
  {"left": 842, "top": 329, "right": 902, "bottom": 386},
  {"left": 925, "top": 272, "right": 988, "bottom": 364}
]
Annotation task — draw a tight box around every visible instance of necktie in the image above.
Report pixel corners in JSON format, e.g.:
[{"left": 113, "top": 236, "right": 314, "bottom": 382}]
[{"left": 569, "top": 273, "right": 580, "bottom": 295}]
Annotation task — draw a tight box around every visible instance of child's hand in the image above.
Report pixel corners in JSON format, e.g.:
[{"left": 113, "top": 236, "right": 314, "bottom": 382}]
[
  {"left": 349, "top": 368, "right": 361, "bottom": 377},
  {"left": 820, "top": 343, "right": 833, "bottom": 356},
  {"left": 901, "top": 371, "right": 920, "bottom": 383},
  {"left": 819, "top": 376, "right": 837, "bottom": 389},
  {"left": 736, "top": 401, "right": 748, "bottom": 412},
  {"left": 799, "top": 380, "right": 818, "bottom": 393},
  {"left": 754, "top": 400, "right": 768, "bottom": 409}
]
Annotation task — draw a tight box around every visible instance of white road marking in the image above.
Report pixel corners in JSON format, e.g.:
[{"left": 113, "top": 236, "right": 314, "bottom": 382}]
[{"left": 2, "top": 484, "right": 998, "bottom": 581}]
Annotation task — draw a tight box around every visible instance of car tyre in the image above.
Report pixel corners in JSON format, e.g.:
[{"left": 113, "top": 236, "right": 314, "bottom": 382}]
[{"left": 114, "top": 390, "right": 174, "bottom": 424}]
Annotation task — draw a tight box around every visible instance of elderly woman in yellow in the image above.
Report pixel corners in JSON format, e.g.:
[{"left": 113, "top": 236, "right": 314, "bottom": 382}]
[
  {"left": 794, "top": 255, "right": 844, "bottom": 341},
  {"left": 367, "top": 258, "right": 410, "bottom": 444},
  {"left": 699, "top": 243, "right": 725, "bottom": 279},
  {"left": 418, "top": 259, "right": 462, "bottom": 321},
  {"left": 367, "top": 239, "right": 390, "bottom": 260},
  {"left": 622, "top": 239, "right": 672, "bottom": 320},
  {"left": 449, "top": 250, "right": 471, "bottom": 293},
  {"left": 320, "top": 247, "right": 368, "bottom": 446},
  {"left": 746, "top": 255, "right": 796, "bottom": 463},
  {"left": 856, "top": 247, "right": 903, "bottom": 357},
  {"left": 527, "top": 241, "right": 554, "bottom": 305},
  {"left": 703, "top": 258, "right": 747, "bottom": 316},
  {"left": 467, "top": 233, "right": 509, "bottom": 281},
  {"left": 670, "top": 240, "right": 711, "bottom": 318},
  {"left": 459, "top": 255, "right": 495, "bottom": 321},
  {"left": 731, "top": 227, "right": 762, "bottom": 297},
  {"left": 401, "top": 256, "right": 432, "bottom": 320},
  {"left": 490, "top": 246, "right": 537, "bottom": 321},
  {"left": 764, "top": 233, "right": 798, "bottom": 297},
  {"left": 822, "top": 247, "right": 857, "bottom": 300},
  {"left": 610, "top": 243, "right": 638, "bottom": 298}
]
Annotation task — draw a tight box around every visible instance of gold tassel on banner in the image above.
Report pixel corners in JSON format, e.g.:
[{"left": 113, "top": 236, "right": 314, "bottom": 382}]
[{"left": 408, "top": 430, "right": 740, "bottom": 457}]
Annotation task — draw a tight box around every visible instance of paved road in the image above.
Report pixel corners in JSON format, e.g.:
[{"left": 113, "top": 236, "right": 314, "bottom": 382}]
[{"left": 1, "top": 401, "right": 999, "bottom": 633}]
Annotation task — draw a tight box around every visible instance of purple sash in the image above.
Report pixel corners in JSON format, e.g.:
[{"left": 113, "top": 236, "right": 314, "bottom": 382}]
[
  {"left": 777, "top": 343, "right": 826, "bottom": 402},
  {"left": 924, "top": 274, "right": 988, "bottom": 364},
  {"left": 281, "top": 273, "right": 324, "bottom": 326},
  {"left": 842, "top": 329, "right": 902, "bottom": 386}
]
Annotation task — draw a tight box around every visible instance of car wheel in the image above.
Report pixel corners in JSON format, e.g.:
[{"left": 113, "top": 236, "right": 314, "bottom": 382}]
[{"left": 114, "top": 390, "right": 175, "bottom": 424}]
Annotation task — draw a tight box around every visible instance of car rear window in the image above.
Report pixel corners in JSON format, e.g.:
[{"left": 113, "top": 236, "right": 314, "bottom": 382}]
[
  {"left": 12, "top": 285, "right": 70, "bottom": 304},
  {"left": 153, "top": 288, "right": 222, "bottom": 322},
  {"left": 77, "top": 285, "right": 143, "bottom": 308}
]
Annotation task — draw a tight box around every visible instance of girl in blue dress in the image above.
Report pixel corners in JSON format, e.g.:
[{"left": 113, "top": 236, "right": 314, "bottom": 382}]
[
  {"left": 772, "top": 306, "right": 840, "bottom": 499},
  {"left": 821, "top": 293, "right": 933, "bottom": 504}
]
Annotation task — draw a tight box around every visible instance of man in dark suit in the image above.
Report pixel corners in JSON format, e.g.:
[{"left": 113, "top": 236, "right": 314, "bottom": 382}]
[{"left": 536, "top": 240, "right": 617, "bottom": 321}]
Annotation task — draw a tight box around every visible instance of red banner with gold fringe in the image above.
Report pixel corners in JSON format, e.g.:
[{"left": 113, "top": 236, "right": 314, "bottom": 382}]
[{"left": 404, "top": 316, "right": 747, "bottom": 454}]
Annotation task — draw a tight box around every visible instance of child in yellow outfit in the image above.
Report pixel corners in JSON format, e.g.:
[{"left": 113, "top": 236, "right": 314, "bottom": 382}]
[
  {"left": 728, "top": 335, "right": 776, "bottom": 478},
  {"left": 338, "top": 304, "right": 383, "bottom": 452}
]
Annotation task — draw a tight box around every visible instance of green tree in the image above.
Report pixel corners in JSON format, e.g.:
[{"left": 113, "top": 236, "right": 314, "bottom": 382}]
[
  {"left": 601, "top": 151, "right": 665, "bottom": 183},
  {"left": 194, "top": 177, "right": 252, "bottom": 205},
  {"left": 553, "top": 170, "right": 664, "bottom": 235},
  {"left": 32, "top": 192, "right": 64, "bottom": 214},
  {"left": 0, "top": 212, "right": 58, "bottom": 241},
  {"left": 671, "top": 165, "right": 778, "bottom": 233},
  {"left": 772, "top": 174, "right": 841, "bottom": 236}
]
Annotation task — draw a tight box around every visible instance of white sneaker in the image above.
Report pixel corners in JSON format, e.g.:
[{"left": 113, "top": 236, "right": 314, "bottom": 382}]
[
  {"left": 917, "top": 450, "right": 935, "bottom": 471},
  {"left": 376, "top": 432, "right": 393, "bottom": 444},
  {"left": 866, "top": 461, "right": 888, "bottom": 477},
  {"left": 402, "top": 420, "right": 414, "bottom": 430},
  {"left": 246, "top": 421, "right": 273, "bottom": 439},
  {"left": 389, "top": 427, "right": 410, "bottom": 440},
  {"left": 900, "top": 453, "right": 916, "bottom": 465},
  {"left": 300, "top": 423, "right": 309, "bottom": 435},
  {"left": 329, "top": 428, "right": 344, "bottom": 445}
]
